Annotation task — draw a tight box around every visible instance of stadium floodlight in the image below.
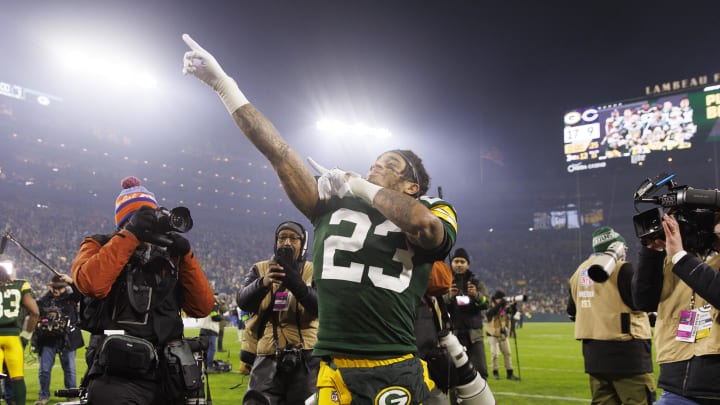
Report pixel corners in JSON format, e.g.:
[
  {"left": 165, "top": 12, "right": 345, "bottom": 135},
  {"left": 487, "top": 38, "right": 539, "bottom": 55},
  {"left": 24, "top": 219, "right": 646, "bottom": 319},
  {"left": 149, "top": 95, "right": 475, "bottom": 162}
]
[
  {"left": 0, "top": 260, "right": 13, "bottom": 277},
  {"left": 51, "top": 41, "right": 157, "bottom": 90},
  {"left": 316, "top": 118, "right": 392, "bottom": 139}
]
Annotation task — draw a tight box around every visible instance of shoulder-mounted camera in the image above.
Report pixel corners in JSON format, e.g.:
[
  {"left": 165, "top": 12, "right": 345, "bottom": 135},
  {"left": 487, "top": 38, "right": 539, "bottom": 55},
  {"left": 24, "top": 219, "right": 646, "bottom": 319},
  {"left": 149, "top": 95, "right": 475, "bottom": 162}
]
[{"left": 633, "top": 172, "right": 720, "bottom": 255}]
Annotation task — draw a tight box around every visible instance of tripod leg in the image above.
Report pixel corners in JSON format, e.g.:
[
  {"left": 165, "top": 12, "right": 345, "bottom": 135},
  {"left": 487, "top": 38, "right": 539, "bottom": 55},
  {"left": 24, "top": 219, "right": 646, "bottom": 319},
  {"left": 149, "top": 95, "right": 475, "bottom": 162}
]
[{"left": 513, "top": 334, "right": 521, "bottom": 380}]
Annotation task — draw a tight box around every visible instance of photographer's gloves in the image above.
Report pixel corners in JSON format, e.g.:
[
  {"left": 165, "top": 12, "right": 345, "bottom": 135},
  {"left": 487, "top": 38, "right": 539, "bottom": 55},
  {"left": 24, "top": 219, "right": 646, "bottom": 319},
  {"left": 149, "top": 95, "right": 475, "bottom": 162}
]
[
  {"left": 125, "top": 206, "right": 157, "bottom": 243},
  {"left": 167, "top": 233, "right": 192, "bottom": 257},
  {"left": 182, "top": 34, "right": 249, "bottom": 114},
  {"left": 307, "top": 157, "right": 381, "bottom": 205},
  {"left": 282, "top": 266, "right": 309, "bottom": 301},
  {"left": 274, "top": 254, "right": 309, "bottom": 301}
]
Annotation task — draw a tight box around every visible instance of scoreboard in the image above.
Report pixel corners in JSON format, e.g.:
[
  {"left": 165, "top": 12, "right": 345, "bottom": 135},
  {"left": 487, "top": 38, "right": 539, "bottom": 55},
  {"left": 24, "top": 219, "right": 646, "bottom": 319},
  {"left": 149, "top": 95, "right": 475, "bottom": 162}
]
[
  {"left": 0, "top": 81, "right": 62, "bottom": 107},
  {"left": 563, "top": 86, "right": 720, "bottom": 173}
]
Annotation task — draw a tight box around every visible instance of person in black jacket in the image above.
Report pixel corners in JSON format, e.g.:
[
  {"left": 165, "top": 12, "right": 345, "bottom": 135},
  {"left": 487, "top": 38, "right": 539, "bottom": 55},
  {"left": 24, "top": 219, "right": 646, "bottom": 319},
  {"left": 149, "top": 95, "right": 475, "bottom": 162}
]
[
  {"left": 446, "top": 248, "right": 490, "bottom": 383},
  {"left": 32, "top": 274, "right": 84, "bottom": 405}
]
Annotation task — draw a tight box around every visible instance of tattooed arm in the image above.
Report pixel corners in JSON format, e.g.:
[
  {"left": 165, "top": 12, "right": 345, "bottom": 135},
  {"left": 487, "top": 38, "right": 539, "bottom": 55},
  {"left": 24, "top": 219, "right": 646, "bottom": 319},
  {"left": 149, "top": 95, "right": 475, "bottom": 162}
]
[
  {"left": 231, "top": 104, "right": 318, "bottom": 219},
  {"left": 182, "top": 34, "right": 318, "bottom": 220},
  {"left": 372, "top": 189, "right": 446, "bottom": 250}
]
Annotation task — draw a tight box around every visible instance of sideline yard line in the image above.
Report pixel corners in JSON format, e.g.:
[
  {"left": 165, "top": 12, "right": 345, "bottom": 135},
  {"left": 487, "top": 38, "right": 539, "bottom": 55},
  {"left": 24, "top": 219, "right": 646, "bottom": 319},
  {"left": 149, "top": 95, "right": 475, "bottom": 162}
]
[
  {"left": 520, "top": 366, "right": 586, "bottom": 374},
  {"left": 494, "top": 391, "right": 589, "bottom": 402}
]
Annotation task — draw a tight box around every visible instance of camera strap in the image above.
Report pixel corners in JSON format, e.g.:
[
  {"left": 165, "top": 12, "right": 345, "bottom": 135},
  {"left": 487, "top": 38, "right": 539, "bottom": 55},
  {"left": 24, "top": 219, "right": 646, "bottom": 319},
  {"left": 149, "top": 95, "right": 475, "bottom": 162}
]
[
  {"left": 124, "top": 258, "right": 178, "bottom": 316},
  {"left": 270, "top": 296, "right": 305, "bottom": 353}
]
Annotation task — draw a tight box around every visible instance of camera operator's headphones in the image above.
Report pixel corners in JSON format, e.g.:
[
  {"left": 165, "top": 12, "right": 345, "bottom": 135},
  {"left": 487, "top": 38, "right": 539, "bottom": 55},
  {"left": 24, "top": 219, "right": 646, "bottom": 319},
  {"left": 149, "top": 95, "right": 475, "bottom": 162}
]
[{"left": 274, "top": 221, "right": 309, "bottom": 260}]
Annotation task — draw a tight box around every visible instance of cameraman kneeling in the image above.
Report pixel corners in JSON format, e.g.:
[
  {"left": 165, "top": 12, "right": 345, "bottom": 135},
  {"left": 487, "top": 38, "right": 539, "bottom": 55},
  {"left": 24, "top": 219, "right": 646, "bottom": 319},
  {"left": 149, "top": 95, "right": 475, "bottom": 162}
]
[
  {"left": 633, "top": 212, "right": 720, "bottom": 404},
  {"left": 71, "top": 176, "right": 214, "bottom": 404},
  {"left": 237, "top": 221, "right": 319, "bottom": 404}
]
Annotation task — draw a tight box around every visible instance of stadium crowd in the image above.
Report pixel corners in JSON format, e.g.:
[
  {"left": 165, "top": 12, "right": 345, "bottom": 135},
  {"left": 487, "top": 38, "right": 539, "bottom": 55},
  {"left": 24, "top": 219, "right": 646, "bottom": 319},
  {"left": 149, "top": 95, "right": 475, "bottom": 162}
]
[{"left": 0, "top": 199, "right": 600, "bottom": 317}]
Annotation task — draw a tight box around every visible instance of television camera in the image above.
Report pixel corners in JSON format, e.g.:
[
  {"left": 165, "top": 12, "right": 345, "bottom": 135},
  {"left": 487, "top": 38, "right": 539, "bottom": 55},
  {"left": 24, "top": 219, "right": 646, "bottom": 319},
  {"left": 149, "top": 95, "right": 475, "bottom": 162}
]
[
  {"left": 506, "top": 294, "right": 528, "bottom": 304},
  {"left": 633, "top": 172, "right": 720, "bottom": 256},
  {"left": 55, "top": 388, "right": 87, "bottom": 405}
]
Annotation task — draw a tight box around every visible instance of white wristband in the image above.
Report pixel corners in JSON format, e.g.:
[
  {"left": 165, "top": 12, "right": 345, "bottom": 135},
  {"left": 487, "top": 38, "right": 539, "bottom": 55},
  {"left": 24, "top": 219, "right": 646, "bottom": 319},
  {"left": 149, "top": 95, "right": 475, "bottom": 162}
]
[
  {"left": 214, "top": 76, "right": 249, "bottom": 114},
  {"left": 671, "top": 250, "right": 687, "bottom": 265},
  {"left": 347, "top": 177, "right": 382, "bottom": 205},
  {"left": 19, "top": 330, "right": 31, "bottom": 340}
]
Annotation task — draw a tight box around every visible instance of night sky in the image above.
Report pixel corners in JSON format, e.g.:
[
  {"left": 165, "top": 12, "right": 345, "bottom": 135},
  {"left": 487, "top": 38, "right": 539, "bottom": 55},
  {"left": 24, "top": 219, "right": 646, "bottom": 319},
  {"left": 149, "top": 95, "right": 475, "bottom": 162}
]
[{"left": 2, "top": 1, "right": 720, "bottom": 244}]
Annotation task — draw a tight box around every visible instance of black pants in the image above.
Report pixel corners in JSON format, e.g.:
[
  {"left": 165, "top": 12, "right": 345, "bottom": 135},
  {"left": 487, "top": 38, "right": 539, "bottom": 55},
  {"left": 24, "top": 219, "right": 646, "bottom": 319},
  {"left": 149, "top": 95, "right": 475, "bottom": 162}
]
[
  {"left": 86, "top": 374, "right": 179, "bottom": 405},
  {"left": 218, "top": 326, "right": 225, "bottom": 351},
  {"left": 246, "top": 352, "right": 320, "bottom": 405}
]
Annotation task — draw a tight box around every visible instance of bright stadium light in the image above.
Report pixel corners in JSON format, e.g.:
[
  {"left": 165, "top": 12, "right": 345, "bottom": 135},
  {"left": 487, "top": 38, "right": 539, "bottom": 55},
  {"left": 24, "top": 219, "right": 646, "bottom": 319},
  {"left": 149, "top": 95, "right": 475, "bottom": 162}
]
[
  {"left": 51, "top": 41, "right": 158, "bottom": 90},
  {"left": 0, "top": 260, "right": 13, "bottom": 277},
  {"left": 316, "top": 118, "right": 392, "bottom": 139}
]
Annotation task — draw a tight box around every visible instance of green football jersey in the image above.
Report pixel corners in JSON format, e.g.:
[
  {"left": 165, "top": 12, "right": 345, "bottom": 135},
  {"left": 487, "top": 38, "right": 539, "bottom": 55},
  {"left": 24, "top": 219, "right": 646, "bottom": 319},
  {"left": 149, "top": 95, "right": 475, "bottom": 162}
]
[
  {"left": 311, "top": 195, "right": 457, "bottom": 357},
  {"left": 0, "top": 279, "right": 33, "bottom": 336}
]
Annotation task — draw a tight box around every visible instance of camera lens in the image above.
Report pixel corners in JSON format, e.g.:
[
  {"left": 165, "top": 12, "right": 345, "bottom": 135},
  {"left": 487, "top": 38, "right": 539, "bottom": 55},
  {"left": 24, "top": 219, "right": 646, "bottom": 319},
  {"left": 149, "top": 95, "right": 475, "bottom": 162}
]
[
  {"left": 169, "top": 207, "right": 193, "bottom": 233},
  {"left": 278, "top": 349, "right": 301, "bottom": 373}
]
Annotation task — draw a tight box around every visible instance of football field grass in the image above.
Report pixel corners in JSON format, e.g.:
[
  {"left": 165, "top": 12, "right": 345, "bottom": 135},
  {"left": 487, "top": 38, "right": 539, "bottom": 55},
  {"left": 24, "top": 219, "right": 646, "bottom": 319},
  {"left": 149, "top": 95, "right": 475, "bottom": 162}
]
[{"left": 21, "top": 322, "right": 659, "bottom": 404}]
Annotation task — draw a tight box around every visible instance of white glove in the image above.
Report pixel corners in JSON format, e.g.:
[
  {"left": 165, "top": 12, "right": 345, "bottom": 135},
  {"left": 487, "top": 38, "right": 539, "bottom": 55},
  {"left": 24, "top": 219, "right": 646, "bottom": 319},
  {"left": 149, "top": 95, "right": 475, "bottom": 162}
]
[
  {"left": 307, "top": 157, "right": 353, "bottom": 200},
  {"left": 307, "top": 157, "right": 381, "bottom": 204},
  {"left": 182, "top": 33, "right": 249, "bottom": 113}
]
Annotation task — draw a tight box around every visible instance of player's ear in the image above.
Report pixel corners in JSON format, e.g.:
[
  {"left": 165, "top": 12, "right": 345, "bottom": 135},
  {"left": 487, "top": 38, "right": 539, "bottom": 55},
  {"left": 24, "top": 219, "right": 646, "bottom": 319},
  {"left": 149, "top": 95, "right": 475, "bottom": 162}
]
[{"left": 403, "top": 181, "right": 420, "bottom": 197}]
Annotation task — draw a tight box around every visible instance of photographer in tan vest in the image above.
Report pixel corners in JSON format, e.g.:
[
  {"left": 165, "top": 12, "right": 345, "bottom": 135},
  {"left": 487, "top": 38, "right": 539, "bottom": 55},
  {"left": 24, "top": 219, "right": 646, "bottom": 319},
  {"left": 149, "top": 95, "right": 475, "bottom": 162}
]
[{"left": 568, "top": 226, "right": 655, "bottom": 404}]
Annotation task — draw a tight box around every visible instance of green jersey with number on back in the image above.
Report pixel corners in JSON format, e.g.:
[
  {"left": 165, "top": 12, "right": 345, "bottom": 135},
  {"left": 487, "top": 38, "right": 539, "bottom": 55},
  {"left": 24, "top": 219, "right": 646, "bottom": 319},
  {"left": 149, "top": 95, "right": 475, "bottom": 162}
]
[
  {"left": 0, "top": 279, "right": 33, "bottom": 335},
  {"left": 311, "top": 195, "right": 457, "bottom": 357}
]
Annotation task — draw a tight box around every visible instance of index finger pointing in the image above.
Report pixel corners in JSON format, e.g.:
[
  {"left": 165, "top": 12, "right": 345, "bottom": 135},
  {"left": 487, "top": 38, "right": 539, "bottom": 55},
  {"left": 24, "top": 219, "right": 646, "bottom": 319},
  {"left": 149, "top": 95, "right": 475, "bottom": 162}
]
[
  {"left": 307, "top": 157, "right": 329, "bottom": 175},
  {"left": 182, "top": 33, "right": 206, "bottom": 52}
]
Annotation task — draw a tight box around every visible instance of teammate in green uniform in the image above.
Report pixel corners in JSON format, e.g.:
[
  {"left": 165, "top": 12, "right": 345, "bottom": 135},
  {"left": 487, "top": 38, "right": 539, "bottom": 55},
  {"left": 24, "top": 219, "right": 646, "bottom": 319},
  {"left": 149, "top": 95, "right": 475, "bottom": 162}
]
[
  {"left": 0, "top": 262, "right": 40, "bottom": 405},
  {"left": 183, "top": 34, "right": 458, "bottom": 405}
]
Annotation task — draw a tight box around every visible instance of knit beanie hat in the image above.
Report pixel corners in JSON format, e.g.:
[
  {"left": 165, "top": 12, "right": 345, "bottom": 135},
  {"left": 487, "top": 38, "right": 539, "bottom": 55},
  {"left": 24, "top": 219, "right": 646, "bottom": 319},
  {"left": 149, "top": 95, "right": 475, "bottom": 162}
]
[
  {"left": 450, "top": 248, "right": 470, "bottom": 264},
  {"left": 115, "top": 176, "right": 158, "bottom": 229},
  {"left": 592, "top": 226, "right": 626, "bottom": 253},
  {"left": 275, "top": 221, "right": 308, "bottom": 258},
  {"left": 276, "top": 221, "right": 305, "bottom": 238},
  {"left": 492, "top": 289, "right": 506, "bottom": 300}
]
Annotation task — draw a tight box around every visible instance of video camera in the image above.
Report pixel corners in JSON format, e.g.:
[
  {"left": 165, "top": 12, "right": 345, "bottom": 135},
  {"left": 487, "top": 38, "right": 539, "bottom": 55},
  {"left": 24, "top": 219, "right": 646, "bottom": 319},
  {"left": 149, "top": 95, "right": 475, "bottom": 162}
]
[
  {"left": 55, "top": 388, "right": 87, "bottom": 405},
  {"left": 633, "top": 172, "right": 720, "bottom": 255},
  {"left": 506, "top": 294, "right": 528, "bottom": 304},
  {"left": 37, "top": 305, "right": 70, "bottom": 337}
]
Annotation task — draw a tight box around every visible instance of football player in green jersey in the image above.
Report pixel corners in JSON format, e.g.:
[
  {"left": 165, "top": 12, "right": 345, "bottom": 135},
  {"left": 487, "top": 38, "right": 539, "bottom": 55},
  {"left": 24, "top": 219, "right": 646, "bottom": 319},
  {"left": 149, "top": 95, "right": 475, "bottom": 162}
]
[
  {"left": 0, "top": 261, "right": 40, "bottom": 405},
  {"left": 184, "top": 34, "right": 458, "bottom": 405}
]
